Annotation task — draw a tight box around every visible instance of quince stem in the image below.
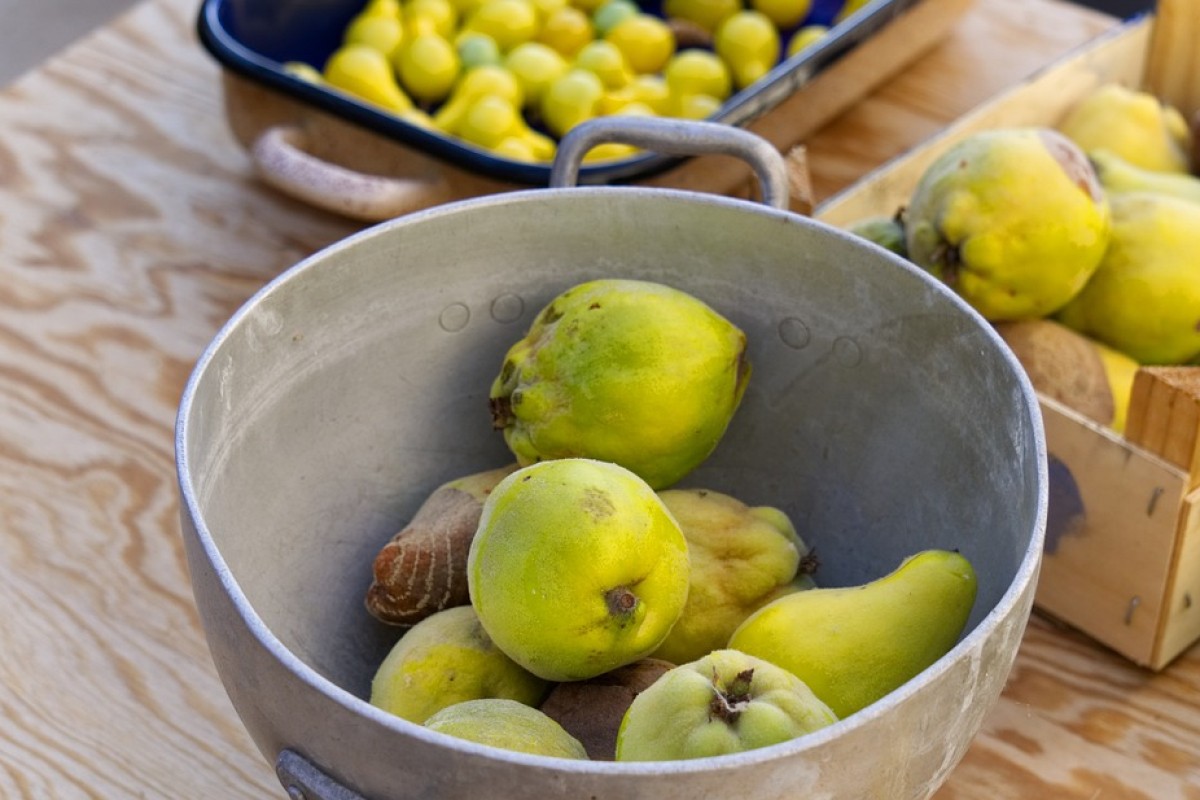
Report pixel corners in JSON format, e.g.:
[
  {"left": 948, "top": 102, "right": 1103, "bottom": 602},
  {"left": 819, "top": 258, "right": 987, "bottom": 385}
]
[
  {"left": 931, "top": 240, "right": 963, "bottom": 287},
  {"left": 709, "top": 668, "right": 754, "bottom": 724}
]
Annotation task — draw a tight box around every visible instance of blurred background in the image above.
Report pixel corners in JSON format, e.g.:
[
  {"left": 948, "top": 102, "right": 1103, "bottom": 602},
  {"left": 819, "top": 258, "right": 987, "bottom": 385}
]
[
  {"left": 0, "top": 0, "right": 1158, "bottom": 88},
  {"left": 0, "top": 0, "right": 138, "bottom": 85}
]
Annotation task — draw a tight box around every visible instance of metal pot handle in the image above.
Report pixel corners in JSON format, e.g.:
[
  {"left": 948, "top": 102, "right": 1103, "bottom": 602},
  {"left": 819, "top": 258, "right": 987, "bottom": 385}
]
[
  {"left": 250, "top": 125, "right": 454, "bottom": 221},
  {"left": 549, "top": 116, "right": 791, "bottom": 211},
  {"left": 276, "top": 749, "right": 368, "bottom": 800}
]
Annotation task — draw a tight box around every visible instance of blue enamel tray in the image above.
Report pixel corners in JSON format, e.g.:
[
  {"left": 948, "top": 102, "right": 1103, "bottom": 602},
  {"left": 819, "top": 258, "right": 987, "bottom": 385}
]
[{"left": 198, "top": 0, "right": 927, "bottom": 185}]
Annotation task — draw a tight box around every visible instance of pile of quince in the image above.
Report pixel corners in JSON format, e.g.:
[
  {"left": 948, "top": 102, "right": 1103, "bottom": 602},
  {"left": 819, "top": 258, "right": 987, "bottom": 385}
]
[
  {"left": 360, "top": 278, "right": 977, "bottom": 762},
  {"left": 845, "top": 83, "right": 1200, "bottom": 435},
  {"left": 284, "top": 0, "right": 868, "bottom": 163}
]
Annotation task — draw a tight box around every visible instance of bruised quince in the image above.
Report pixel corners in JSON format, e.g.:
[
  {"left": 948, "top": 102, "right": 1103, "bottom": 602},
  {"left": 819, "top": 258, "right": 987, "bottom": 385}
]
[
  {"left": 489, "top": 279, "right": 750, "bottom": 490},
  {"left": 651, "top": 488, "right": 816, "bottom": 665}
]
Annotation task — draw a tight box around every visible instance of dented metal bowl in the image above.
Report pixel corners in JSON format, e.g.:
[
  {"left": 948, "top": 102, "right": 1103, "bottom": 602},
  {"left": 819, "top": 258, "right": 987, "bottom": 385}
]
[{"left": 176, "top": 120, "right": 1046, "bottom": 800}]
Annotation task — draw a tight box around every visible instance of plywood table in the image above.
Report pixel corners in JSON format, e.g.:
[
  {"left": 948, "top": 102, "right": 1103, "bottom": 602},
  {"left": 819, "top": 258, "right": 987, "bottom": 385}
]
[{"left": 0, "top": 0, "right": 1195, "bottom": 797}]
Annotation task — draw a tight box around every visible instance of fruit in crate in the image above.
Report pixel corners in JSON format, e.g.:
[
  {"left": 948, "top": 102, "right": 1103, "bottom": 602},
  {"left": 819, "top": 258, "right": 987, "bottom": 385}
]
[
  {"left": 904, "top": 128, "right": 1111, "bottom": 321},
  {"left": 424, "top": 698, "right": 590, "bottom": 758},
  {"left": 995, "top": 318, "right": 1138, "bottom": 434},
  {"left": 1056, "top": 191, "right": 1200, "bottom": 365},
  {"left": 847, "top": 213, "right": 907, "bottom": 256},
  {"left": 467, "top": 459, "right": 691, "bottom": 681},
  {"left": 729, "top": 549, "right": 977, "bottom": 718},
  {"left": 614, "top": 649, "right": 838, "bottom": 761},
  {"left": 1058, "top": 83, "right": 1192, "bottom": 174},
  {"left": 489, "top": 279, "right": 749, "bottom": 490},
  {"left": 651, "top": 488, "right": 816, "bottom": 665},
  {"left": 1088, "top": 149, "right": 1200, "bottom": 205},
  {"left": 369, "top": 605, "right": 551, "bottom": 723}
]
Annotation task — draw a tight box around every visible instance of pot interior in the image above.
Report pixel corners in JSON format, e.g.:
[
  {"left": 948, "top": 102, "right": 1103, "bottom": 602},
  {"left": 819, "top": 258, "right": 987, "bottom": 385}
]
[{"left": 181, "top": 188, "right": 1044, "bottom": 701}]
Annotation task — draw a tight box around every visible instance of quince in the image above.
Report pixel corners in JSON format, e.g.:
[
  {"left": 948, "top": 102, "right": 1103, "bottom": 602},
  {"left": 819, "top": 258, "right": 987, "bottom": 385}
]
[
  {"left": 651, "top": 488, "right": 814, "bottom": 665},
  {"left": 1059, "top": 83, "right": 1191, "bottom": 174},
  {"left": 425, "top": 698, "right": 589, "bottom": 759},
  {"left": 905, "top": 128, "right": 1110, "bottom": 321},
  {"left": 467, "top": 458, "right": 690, "bottom": 681},
  {"left": 369, "top": 605, "right": 551, "bottom": 723},
  {"left": 614, "top": 649, "right": 837, "bottom": 761},
  {"left": 489, "top": 279, "right": 749, "bottom": 490},
  {"left": 1057, "top": 191, "right": 1200, "bottom": 365},
  {"left": 730, "top": 550, "right": 977, "bottom": 718}
]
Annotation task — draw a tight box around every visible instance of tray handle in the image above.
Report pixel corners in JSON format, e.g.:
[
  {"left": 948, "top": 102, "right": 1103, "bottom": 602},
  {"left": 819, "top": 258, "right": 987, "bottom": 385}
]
[
  {"left": 250, "top": 125, "right": 453, "bottom": 221},
  {"left": 549, "top": 116, "right": 791, "bottom": 211}
]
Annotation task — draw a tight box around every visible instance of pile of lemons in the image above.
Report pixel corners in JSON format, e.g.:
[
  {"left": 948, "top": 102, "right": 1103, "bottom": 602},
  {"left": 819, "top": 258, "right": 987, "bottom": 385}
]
[{"left": 286, "top": 0, "right": 866, "bottom": 163}]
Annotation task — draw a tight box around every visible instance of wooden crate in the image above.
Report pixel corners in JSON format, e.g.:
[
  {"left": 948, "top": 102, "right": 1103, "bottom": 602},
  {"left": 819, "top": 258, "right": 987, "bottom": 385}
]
[{"left": 814, "top": 0, "right": 1200, "bottom": 670}]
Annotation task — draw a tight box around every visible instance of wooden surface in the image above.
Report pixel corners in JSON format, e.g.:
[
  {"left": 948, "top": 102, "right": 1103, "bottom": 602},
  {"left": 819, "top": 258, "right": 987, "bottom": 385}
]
[{"left": 0, "top": 0, "right": 1197, "bottom": 798}]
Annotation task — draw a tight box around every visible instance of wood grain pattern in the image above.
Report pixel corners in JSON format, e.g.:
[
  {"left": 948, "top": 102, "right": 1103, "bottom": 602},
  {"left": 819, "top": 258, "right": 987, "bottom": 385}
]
[{"left": 0, "top": 0, "right": 1196, "bottom": 798}]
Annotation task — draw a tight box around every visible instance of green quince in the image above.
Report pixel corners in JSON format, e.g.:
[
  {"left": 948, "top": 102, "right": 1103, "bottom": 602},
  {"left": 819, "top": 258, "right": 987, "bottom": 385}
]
[
  {"left": 614, "top": 649, "right": 837, "bottom": 761},
  {"left": 369, "top": 605, "right": 551, "bottom": 723},
  {"left": 425, "top": 699, "right": 589, "bottom": 759},
  {"left": 467, "top": 458, "right": 690, "bottom": 681},
  {"left": 489, "top": 279, "right": 750, "bottom": 490}
]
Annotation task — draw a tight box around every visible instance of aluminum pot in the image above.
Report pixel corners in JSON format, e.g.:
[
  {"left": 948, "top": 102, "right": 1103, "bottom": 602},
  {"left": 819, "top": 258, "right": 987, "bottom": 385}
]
[{"left": 176, "top": 118, "right": 1046, "bottom": 800}]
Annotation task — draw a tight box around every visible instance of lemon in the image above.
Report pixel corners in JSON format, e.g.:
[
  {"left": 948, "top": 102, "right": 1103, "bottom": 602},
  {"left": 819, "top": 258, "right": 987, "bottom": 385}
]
[
  {"left": 464, "top": 0, "right": 541, "bottom": 51},
  {"left": 505, "top": 42, "right": 570, "bottom": 107},
  {"left": 670, "top": 92, "right": 722, "bottom": 120},
  {"left": 458, "top": 94, "right": 523, "bottom": 149},
  {"left": 282, "top": 61, "right": 324, "bottom": 84},
  {"left": 493, "top": 136, "right": 539, "bottom": 162},
  {"left": 406, "top": 0, "right": 458, "bottom": 38},
  {"left": 396, "top": 33, "right": 461, "bottom": 104},
  {"left": 605, "top": 14, "right": 676, "bottom": 75},
  {"left": 362, "top": 0, "right": 402, "bottom": 17},
  {"left": 573, "top": 39, "right": 634, "bottom": 89},
  {"left": 541, "top": 68, "right": 605, "bottom": 136},
  {"left": 343, "top": 12, "right": 405, "bottom": 57},
  {"left": 834, "top": 0, "right": 872, "bottom": 22},
  {"left": 786, "top": 24, "right": 828, "bottom": 58},
  {"left": 536, "top": 5, "right": 594, "bottom": 58},
  {"left": 434, "top": 64, "right": 524, "bottom": 132},
  {"left": 456, "top": 31, "right": 503, "bottom": 69},
  {"left": 714, "top": 11, "right": 780, "bottom": 89},
  {"left": 569, "top": 0, "right": 608, "bottom": 12},
  {"left": 529, "top": 0, "right": 569, "bottom": 20},
  {"left": 448, "top": 0, "right": 489, "bottom": 16},
  {"left": 750, "top": 0, "right": 812, "bottom": 31},
  {"left": 663, "top": 0, "right": 741, "bottom": 33},
  {"left": 663, "top": 49, "right": 731, "bottom": 102},
  {"left": 592, "top": 0, "right": 640, "bottom": 36},
  {"left": 324, "top": 44, "right": 414, "bottom": 114},
  {"left": 599, "top": 73, "right": 669, "bottom": 115}
]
